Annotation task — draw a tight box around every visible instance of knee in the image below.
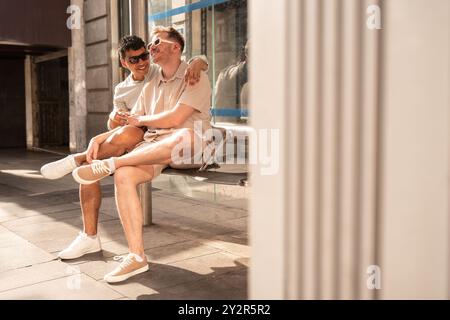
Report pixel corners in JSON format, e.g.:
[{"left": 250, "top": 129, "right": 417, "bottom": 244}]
[
  {"left": 107, "top": 129, "right": 127, "bottom": 147},
  {"left": 114, "top": 166, "right": 154, "bottom": 187},
  {"left": 108, "top": 126, "right": 143, "bottom": 147},
  {"left": 114, "top": 167, "right": 136, "bottom": 186}
]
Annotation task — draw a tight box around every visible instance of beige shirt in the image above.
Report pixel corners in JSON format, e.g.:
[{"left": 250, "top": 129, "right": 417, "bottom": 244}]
[
  {"left": 113, "top": 56, "right": 209, "bottom": 113},
  {"left": 132, "top": 61, "right": 212, "bottom": 140}
]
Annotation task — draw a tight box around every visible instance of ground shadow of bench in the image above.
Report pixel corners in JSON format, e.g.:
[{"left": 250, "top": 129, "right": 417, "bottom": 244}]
[
  {"left": 139, "top": 164, "right": 248, "bottom": 226},
  {"left": 140, "top": 123, "right": 251, "bottom": 226}
]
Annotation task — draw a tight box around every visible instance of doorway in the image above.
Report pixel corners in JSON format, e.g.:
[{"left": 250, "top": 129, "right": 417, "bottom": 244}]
[
  {"left": 0, "top": 57, "right": 26, "bottom": 148},
  {"left": 35, "top": 56, "right": 70, "bottom": 152}
]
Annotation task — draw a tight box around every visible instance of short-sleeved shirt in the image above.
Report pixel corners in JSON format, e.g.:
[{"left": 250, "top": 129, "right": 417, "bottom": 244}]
[
  {"left": 131, "top": 61, "right": 212, "bottom": 141},
  {"left": 113, "top": 56, "right": 209, "bottom": 113},
  {"left": 113, "top": 64, "right": 159, "bottom": 112}
]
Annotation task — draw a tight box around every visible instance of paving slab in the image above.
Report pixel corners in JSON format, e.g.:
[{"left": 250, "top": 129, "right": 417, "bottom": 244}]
[
  {"left": 0, "top": 149, "right": 249, "bottom": 300},
  {"left": 0, "top": 230, "right": 29, "bottom": 248},
  {"left": 102, "top": 228, "right": 189, "bottom": 258},
  {"left": 1, "top": 209, "right": 86, "bottom": 229},
  {"left": 218, "top": 216, "right": 248, "bottom": 232},
  {"left": 0, "top": 202, "right": 80, "bottom": 223},
  {"left": 152, "top": 211, "right": 238, "bottom": 240},
  {"left": 105, "top": 262, "right": 204, "bottom": 299},
  {"left": 0, "top": 242, "right": 56, "bottom": 273},
  {"left": 169, "top": 252, "right": 246, "bottom": 277},
  {"left": 0, "top": 273, "right": 123, "bottom": 300},
  {"left": 0, "top": 260, "right": 71, "bottom": 293},
  {"left": 198, "top": 233, "right": 250, "bottom": 258},
  {"left": 144, "top": 240, "right": 222, "bottom": 264},
  {"left": 157, "top": 269, "right": 248, "bottom": 300}
]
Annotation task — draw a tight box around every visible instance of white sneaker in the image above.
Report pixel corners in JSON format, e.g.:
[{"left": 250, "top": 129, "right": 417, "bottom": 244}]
[
  {"left": 40, "top": 155, "right": 78, "bottom": 180},
  {"left": 58, "top": 231, "right": 102, "bottom": 260}
]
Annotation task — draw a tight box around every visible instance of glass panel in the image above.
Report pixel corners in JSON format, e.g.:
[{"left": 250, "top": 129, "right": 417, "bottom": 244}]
[
  {"left": 147, "top": 0, "right": 249, "bottom": 125},
  {"left": 146, "top": 0, "right": 249, "bottom": 203},
  {"left": 118, "top": 0, "right": 131, "bottom": 81},
  {"left": 209, "top": 1, "right": 248, "bottom": 125},
  {"left": 118, "top": 0, "right": 131, "bottom": 39}
]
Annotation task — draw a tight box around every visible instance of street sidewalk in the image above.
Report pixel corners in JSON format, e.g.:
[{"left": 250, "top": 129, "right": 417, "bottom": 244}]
[{"left": 0, "top": 149, "right": 248, "bottom": 300}]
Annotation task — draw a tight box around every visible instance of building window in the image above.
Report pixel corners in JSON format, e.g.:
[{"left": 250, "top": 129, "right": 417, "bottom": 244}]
[
  {"left": 118, "top": 0, "right": 132, "bottom": 81},
  {"left": 147, "top": 0, "right": 249, "bottom": 125},
  {"left": 118, "top": 0, "right": 131, "bottom": 39}
]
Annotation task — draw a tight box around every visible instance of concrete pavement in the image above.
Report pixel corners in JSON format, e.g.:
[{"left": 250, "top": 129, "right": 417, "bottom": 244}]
[{"left": 0, "top": 149, "right": 248, "bottom": 300}]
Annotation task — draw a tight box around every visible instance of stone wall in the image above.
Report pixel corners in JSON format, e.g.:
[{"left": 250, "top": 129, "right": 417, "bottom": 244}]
[{"left": 83, "top": 0, "right": 113, "bottom": 139}]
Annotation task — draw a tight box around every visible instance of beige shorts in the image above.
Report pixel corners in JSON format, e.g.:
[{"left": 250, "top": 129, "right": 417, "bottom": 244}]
[{"left": 132, "top": 128, "right": 206, "bottom": 179}]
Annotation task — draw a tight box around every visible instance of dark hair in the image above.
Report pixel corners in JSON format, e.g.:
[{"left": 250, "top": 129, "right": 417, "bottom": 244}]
[
  {"left": 152, "top": 26, "right": 185, "bottom": 53},
  {"left": 118, "top": 35, "right": 146, "bottom": 59}
]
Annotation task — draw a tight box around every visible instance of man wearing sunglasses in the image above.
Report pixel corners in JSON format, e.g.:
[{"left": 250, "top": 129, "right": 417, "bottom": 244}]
[
  {"left": 71, "top": 26, "right": 213, "bottom": 283},
  {"left": 40, "top": 35, "right": 208, "bottom": 262},
  {"left": 111, "top": 35, "right": 208, "bottom": 129}
]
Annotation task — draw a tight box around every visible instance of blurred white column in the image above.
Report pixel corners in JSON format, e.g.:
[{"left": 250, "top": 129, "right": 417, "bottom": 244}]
[
  {"left": 249, "top": 0, "right": 450, "bottom": 299},
  {"left": 68, "top": 0, "right": 87, "bottom": 152},
  {"left": 380, "top": 0, "right": 450, "bottom": 299},
  {"left": 24, "top": 55, "right": 39, "bottom": 149}
]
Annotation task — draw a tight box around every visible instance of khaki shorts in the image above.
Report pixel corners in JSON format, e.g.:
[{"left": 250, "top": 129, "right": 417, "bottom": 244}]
[{"left": 132, "top": 128, "right": 206, "bottom": 179}]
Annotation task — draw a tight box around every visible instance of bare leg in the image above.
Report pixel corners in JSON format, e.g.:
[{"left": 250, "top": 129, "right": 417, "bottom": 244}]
[
  {"left": 78, "top": 126, "right": 144, "bottom": 236},
  {"left": 114, "top": 128, "right": 194, "bottom": 169},
  {"left": 114, "top": 165, "right": 155, "bottom": 257},
  {"left": 73, "top": 126, "right": 144, "bottom": 165},
  {"left": 80, "top": 183, "right": 101, "bottom": 236}
]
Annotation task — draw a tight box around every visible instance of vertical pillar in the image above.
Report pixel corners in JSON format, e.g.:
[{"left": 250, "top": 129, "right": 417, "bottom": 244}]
[
  {"left": 24, "top": 55, "right": 39, "bottom": 149},
  {"left": 249, "top": 0, "right": 289, "bottom": 299},
  {"left": 379, "top": 0, "right": 450, "bottom": 299},
  {"left": 69, "top": 0, "right": 87, "bottom": 152},
  {"left": 130, "top": 0, "right": 148, "bottom": 42},
  {"left": 250, "top": 0, "right": 450, "bottom": 300}
]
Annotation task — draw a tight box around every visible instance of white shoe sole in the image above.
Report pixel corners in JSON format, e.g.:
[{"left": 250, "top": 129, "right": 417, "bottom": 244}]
[
  {"left": 58, "top": 247, "right": 102, "bottom": 260},
  {"left": 104, "top": 264, "right": 149, "bottom": 284},
  {"left": 72, "top": 168, "right": 102, "bottom": 185}
]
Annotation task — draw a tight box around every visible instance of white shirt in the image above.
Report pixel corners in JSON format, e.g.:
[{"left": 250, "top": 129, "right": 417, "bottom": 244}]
[{"left": 112, "top": 64, "right": 159, "bottom": 112}]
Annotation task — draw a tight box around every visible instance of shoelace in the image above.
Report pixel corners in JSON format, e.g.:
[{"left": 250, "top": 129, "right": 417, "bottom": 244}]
[
  {"left": 113, "top": 254, "right": 134, "bottom": 269},
  {"left": 91, "top": 161, "right": 112, "bottom": 175}
]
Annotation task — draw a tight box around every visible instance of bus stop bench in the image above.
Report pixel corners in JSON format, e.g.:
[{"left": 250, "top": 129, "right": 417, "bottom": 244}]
[
  {"left": 139, "top": 123, "right": 251, "bottom": 226},
  {"left": 139, "top": 164, "right": 248, "bottom": 226}
]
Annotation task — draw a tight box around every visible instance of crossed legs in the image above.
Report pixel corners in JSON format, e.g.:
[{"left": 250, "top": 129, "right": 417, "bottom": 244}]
[
  {"left": 79, "top": 126, "right": 144, "bottom": 236},
  {"left": 114, "top": 165, "right": 155, "bottom": 257},
  {"left": 108, "top": 128, "right": 195, "bottom": 256},
  {"left": 70, "top": 128, "right": 195, "bottom": 256}
]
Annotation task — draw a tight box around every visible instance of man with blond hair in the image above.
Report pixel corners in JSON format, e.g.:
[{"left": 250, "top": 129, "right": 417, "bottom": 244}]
[
  {"left": 71, "top": 26, "right": 212, "bottom": 283},
  {"left": 40, "top": 35, "right": 208, "bottom": 262}
]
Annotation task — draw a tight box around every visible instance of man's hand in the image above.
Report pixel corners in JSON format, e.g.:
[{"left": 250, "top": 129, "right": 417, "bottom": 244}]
[
  {"left": 86, "top": 138, "right": 100, "bottom": 164},
  {"left": 110, "top": 110, "right": 129, "bottom": 127},
  {"left": 126, "top": 114, "right": 143, "bottom": 127},
  {"left": 185, "top": 59, "right": 206, "bottom": 85}
]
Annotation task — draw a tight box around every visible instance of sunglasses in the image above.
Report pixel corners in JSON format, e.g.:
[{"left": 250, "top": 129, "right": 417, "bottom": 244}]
[
  {"left": 147, "top": 38, "right": 177, "bottom": 50},
  {"left": 126, "top": 52, "right": 150, "bottom": 64}
]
